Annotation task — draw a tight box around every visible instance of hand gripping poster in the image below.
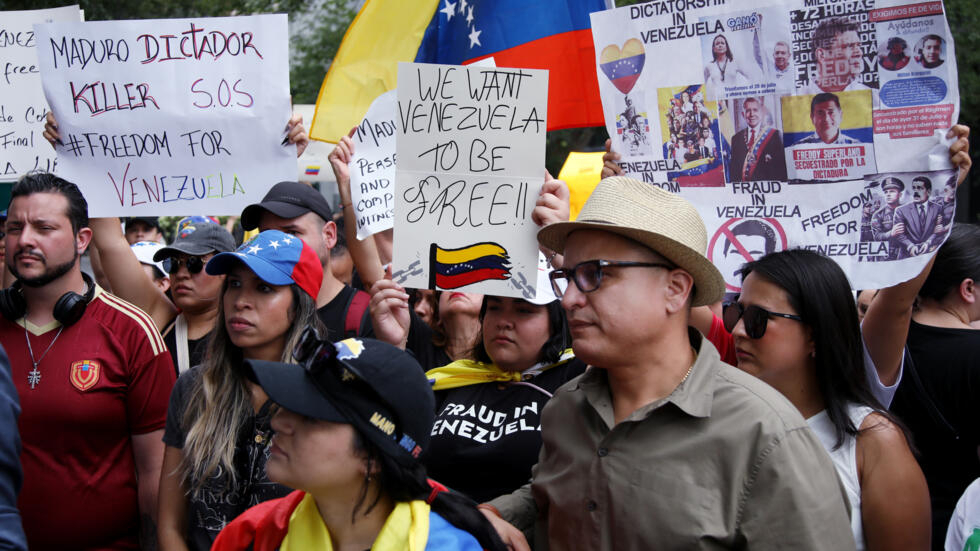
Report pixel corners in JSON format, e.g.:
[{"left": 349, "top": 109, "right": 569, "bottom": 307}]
[
  {"left": 592, "top": 0, "right": 959, "bottom": 292},
  {"left": 33, "top": 15, "right": 295, "bottom": 216}
]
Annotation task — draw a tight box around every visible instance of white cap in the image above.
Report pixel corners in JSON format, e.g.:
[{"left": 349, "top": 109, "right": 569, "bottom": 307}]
[{"left": 131, "top": 241, "right": 168, "bottom": 277}]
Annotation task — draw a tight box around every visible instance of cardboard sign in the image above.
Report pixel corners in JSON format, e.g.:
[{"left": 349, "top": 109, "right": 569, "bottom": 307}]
[
  {"left": 0, "top": 6, "right": 82, "bottom": 182},
  {"left": 393, "top": 62, "right": 548, "bottom": 298},
  {"left": 34, "top": 14, "right": 295, "bottom": 216}
]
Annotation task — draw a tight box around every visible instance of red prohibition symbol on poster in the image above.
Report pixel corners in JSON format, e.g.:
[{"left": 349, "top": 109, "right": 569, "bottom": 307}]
[{"left": 708, "top": 217, "right": 788, "bottom": 293}]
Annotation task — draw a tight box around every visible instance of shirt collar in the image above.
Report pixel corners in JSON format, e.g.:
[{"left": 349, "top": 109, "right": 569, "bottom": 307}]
[{"left": 575, "top": 328, "right": 720, "bottom": 426}]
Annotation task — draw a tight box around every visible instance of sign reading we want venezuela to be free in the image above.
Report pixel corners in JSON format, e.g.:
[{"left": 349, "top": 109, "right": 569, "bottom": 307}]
[{"left": 34, "top": 15, "right": 294, "bottom": 216}]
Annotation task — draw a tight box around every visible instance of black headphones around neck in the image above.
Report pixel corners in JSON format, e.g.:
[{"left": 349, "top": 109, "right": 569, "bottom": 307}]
[{"left": 0, "top": 272, "right": 96, "bottom": 327}]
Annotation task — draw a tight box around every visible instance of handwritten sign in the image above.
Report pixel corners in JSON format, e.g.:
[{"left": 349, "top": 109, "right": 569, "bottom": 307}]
[
  {"left": 591, "top": 0, "right": 959, "bottom": 291},
  {"left": 392, "top": 62, "right": 548, "bottom": 299},
  {"left": 34, "top": 15, "right": 294, "bottom": 216},
  {"left": 350, "top": 90, "right": 396, "bottom": 240},
  {"left": 0, "top": 6, "right": 82, "bottom": 182}
]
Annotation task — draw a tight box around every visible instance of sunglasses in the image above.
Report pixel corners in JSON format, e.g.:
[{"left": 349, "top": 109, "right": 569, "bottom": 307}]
[
  {"left": 162, "top": 255, "right": 207, "bottom": 275},
  {"left": 292, "top": 327, "right": 407, "bottom": 442},
  {"left": 722, "top": 300, "right": 803, "bottom": 339},
  {"left": 549, "top": 259, "right": 675, "bottom": 297}
]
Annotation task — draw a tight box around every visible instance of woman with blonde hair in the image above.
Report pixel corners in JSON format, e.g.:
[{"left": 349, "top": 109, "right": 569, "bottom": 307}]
[{"left": 157, "top": 230, "right": 326, "bottom": 550}]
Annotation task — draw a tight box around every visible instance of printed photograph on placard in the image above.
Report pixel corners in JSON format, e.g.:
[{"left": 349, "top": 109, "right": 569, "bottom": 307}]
[
  {"left": 598, "top": 37, "right": 651, "bottom": 156},
  {"left": 615, "top": 94, "right": 653, "bottom": 156},
  {"left": 658, "top": 84, "right": 725, "bottom": 187},
  {"left": 782, "top": 89, "right": 876, "bottom": 182},
  {"left": 719, "top": 95, "right": 787, "bottom": 183},
  {"left": 700, "top": 8, "right": 794, "bottom": 99},
  {"left": 860, "top": 169, "right": 956, "bottom": 261},
  {"left": 791, "top": 3, "right": 879, "bottom": 95},
  {"left": 876, "top": 14, "right": 951, "bottom": 110}
]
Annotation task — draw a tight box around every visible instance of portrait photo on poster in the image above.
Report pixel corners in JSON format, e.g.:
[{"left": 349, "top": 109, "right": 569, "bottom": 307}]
[
  {"left": 659, "top": 84, "right": 725, "bottom": 187},
  {"left": 721, "top": 95, "right": 787, "bottom": 183},
  {"left": 860, "top": 169, "right": 957, "bottom": 261},
  {"left": 700, "top": 7, "right": 794, "bottom": 99},
  {"left": 782, "top": 89, "right": 876, "bottom": 182},
  {"left": 791, "top": 3, "right": 879, "bottom": 96}
]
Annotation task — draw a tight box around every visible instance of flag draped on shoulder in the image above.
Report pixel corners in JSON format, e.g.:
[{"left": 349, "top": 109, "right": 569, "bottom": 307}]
[{"left": 310, "top": 0, "right": 611, "bottom": 144}]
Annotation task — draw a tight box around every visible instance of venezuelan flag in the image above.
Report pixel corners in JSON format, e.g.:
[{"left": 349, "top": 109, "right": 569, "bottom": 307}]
[
  {"left": 429, "top": 242, "right": 511, "bottom": 289},
  {"left": 311, "top": 0, "right": 612, "bottom": 143}
]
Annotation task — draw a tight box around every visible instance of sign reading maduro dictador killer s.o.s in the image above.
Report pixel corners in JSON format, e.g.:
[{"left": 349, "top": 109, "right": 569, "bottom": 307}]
[{"left": 34, "top": 15, "right": 295, "bottom": 216}]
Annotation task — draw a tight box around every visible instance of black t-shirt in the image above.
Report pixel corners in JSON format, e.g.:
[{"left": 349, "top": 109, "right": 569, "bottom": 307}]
[
  {"left": 163, "top": 327, "right": 209, "bottom": 377},
  {"left": 316, "top": 285, "right": 374, "bottom": 342},
  {"left": 163, "top": 367, "right": 291, "bottom": 551},
  {"left": 405, "top": 310, "right": 451, "bottom": 371},
  {"left": 890, "top": 321, "right": 980, "bottom": 548},
  {"left": 423, "top": 359, "right": 587, "bottom": 503}
]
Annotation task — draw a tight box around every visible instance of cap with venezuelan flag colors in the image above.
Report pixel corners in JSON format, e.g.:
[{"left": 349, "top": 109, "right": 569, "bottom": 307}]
[{"left": 205, "top": 230, "right": 323, "bottom": 299}]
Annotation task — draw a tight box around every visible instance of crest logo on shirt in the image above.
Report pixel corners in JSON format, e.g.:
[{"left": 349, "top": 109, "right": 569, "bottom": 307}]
[{"left": 69, "top": 360, "right": 101, "bottom": 391}]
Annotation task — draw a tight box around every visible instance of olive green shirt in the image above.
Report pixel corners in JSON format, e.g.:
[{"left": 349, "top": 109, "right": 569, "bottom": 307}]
[{"left": 490, "top": 330, "right": 855, "bottom": 550}]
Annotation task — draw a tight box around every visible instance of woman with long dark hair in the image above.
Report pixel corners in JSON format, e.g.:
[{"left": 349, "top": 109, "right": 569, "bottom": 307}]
[
  {"left": 727, "top": 249, "right": 929, "bottom": 550},
  {"left": 157, "top": 230, "right": 326, "bottom": 550},
  {"left": 704, "top": 34, "right": 753, "bottom": 94},
  {"left": 212, "top": 337, "right": 507, "bottom": 551},
  {"left": 424, "top": 288, "right": 581, "bottom": 503}
]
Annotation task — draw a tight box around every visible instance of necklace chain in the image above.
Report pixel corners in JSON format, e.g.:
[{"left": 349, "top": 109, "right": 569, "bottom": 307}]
[
  {"left": 678, "top": 346, "right": 697, "bottom": 387},
  {"left": 24, "top": 325, "right": 64, "bottom": 390}
]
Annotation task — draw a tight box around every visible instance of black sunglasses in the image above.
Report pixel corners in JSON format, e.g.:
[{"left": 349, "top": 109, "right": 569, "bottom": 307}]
[
  {"left": 549, "top": 259, "right": 675, "bottom": 297},
  {"left": 723, "top": 300, "right": 803, "bottom": 339},
  {"left": 162, "top": 255, "right": 206, "bottom": 275},
  {"left": 292, "top": 327, "right": 405, "bottom": 436}
]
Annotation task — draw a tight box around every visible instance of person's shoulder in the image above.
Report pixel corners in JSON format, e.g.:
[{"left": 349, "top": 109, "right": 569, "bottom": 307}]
[
  {"left": 855, "top": 410, "right": 912, "bottom": 463},
  {"left": 90, "top": 288, "right": 167, "bottom": 356},
  {"left": 796, "top": 133, "right": 821, "bottom": 144},
  {"left": 712, "top": 362, "right": 810, "bottom": 431},
  {"left": 427, "top": 509, "right": 484, "bottom": 550}
]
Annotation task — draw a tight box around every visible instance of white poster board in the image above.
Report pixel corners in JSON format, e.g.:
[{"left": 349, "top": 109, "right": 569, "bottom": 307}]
[
  {"left": 592, "top": 0, "right": 959, "bottom": 292},
  {"left": 34, "top": 15, "right": 295, "bottom": 216},
  {"left": 350, "top": 89, "right": 396, "bottom": 240},
  {"left": 393, "top": 62, "right": 548, "bottom": 298},
  {"left": 0, "top": 6, "right": 83, "bottom": 182}
]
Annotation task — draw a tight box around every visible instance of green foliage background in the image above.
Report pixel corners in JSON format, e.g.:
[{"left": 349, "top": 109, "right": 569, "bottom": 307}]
[{"left": 3, "top": 0, "right": 977, "bottom": 219}]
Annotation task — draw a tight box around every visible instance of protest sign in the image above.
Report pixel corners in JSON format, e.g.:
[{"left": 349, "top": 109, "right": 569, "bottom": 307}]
[
  {"left": 0, "top": 6, "right": 82, "bottom": 182},
  {"left": 393, "top": 62, "right": 548, "bottom": 299},
  {"left": 34, "top": 15, "right": 294, "bottom": 216},
  {"left": 350, "top": 89, "right": 396, "bottom": 240},
  {"left": 591, "top": 0, "right": 959, "bottom": 291}
]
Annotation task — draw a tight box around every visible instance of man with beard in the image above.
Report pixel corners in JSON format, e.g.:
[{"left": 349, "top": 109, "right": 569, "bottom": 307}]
[
  {"left": 894, "top": 175, "right": 944, "bottom": 257},
  {"left": 0, "top": 173, "right": 174, "bottom": 550},
  {"left": 240, "top": 181, "right": 374, "bottom": 341}
]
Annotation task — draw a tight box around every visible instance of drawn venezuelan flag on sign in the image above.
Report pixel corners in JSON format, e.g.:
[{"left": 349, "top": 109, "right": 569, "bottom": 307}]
[{"left": 429, "top": 242, "right": 511, "bottom": 289}]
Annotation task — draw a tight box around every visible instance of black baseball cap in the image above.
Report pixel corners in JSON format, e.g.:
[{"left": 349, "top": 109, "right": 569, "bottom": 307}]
[
  {"left": 125, "top": 216, "right": 161, "bottom": 231},
  {"left": 246, "top": 337, "right": 434, "bottom": 467},
  {"left": 153, "top": 221, "right": 236, "bottom": 261},
  {"left": 240, "top": 181, "right": 333, "bottom": 230}
]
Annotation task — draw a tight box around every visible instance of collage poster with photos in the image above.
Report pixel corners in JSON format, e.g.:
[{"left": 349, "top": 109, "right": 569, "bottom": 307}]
[{"left": 592, "top": 0, "right": 959, "bottom": 292}]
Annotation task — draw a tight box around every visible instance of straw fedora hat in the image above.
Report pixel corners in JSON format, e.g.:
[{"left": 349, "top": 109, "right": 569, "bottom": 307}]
[{"left": 537, "top": 176, "right": 725, "bottom": 307}]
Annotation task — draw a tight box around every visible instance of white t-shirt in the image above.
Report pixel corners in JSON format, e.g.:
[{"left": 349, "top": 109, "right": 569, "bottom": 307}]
[
  {"left": 861, "top": 328, "right": 902, "bottom": 408},
  {"left": 807, "top": 403, "right": 876, "bottom": 551},
  {"left": 946, "top": 478, "right": 980, "bottom": 551}
]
